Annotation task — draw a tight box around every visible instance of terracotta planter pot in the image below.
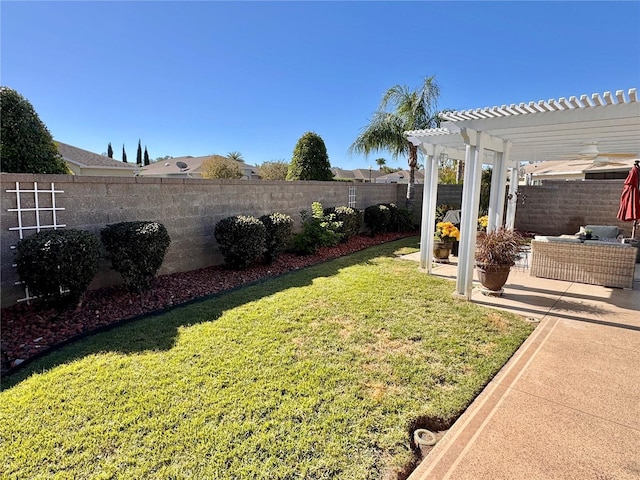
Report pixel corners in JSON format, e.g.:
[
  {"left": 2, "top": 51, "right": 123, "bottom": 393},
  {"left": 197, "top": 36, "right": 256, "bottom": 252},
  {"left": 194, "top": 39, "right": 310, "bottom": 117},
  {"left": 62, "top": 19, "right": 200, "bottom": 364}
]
[
  {"left": 433, "top": 241, "right": 453, "bottom": 262},
  {"left": 476, "top": 263, "right": 512, "bottom": 294}
]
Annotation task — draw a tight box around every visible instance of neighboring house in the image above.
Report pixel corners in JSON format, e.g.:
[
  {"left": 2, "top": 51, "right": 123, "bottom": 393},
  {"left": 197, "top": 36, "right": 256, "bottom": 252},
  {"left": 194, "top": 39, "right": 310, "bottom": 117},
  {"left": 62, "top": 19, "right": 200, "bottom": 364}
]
[
  {"left": 374, "top": 169, "right": 424, "bottom": 184},
  {"left": 55, "top": 141, "right": 137, "bottom": 176},
  {"left": 138, "top": 155, "right": 259, "bottom": 179},
  {"left": 522, "top": 158, "right": 638, "bottom": 184},
  {"left": 331, "top": 168, "right": 385, "bottom": 183}
]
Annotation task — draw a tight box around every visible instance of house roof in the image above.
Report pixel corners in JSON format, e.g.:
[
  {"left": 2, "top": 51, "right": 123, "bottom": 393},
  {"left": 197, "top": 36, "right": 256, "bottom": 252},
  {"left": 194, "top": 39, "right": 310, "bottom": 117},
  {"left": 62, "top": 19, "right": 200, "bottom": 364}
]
[
  {"left": 523, "top": 158, "right": 639, "bottom": 176},
  {"left": 331, "top": 168, "right": 387, "bottom": 181},
  {"left": 139, "top": 155, "right": 257, "bottom": 177},
  {"left": 55, "top": 141, "right": 137, "bottom": 170},
  {"left": 376, "top": 169, "right": 425, "bottom": 182}
]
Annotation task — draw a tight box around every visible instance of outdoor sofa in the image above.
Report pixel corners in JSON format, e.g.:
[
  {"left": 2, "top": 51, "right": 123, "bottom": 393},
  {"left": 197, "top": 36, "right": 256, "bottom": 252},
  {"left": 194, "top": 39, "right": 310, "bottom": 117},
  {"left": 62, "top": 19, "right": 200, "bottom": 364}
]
[{"left": 530, "top": 228, "right": 637, "bottom": 289}]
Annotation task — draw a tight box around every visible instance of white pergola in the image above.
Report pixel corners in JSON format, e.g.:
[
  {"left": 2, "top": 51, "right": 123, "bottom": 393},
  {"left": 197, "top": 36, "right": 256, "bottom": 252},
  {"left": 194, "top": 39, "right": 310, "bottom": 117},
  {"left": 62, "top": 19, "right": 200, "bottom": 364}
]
[{"left": 405, "top": 88, "right": 640, "bottom": 300}]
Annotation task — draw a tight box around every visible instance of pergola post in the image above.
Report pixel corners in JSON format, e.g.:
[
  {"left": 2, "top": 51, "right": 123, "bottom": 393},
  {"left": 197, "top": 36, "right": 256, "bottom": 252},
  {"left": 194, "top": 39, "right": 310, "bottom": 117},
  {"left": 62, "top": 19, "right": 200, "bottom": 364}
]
[
  {"left": 505, "top": 166, "right": 519, "bottom": 230},
  {"left": 455, "top": 130, "right": 485, "bottom": 299},
  {"left": 487, "top": 140, "right": 511, "bottom": 232},
  {"left": 417, "top": 143, "right": 442, "bottom": 271}
]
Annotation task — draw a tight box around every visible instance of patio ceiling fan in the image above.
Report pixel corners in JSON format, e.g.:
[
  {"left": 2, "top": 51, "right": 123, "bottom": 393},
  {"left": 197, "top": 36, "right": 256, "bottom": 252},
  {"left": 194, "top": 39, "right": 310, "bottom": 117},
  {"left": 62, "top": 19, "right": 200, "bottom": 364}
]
[{"left": 575, "top": 141, "right": 637, "bottom": 165}]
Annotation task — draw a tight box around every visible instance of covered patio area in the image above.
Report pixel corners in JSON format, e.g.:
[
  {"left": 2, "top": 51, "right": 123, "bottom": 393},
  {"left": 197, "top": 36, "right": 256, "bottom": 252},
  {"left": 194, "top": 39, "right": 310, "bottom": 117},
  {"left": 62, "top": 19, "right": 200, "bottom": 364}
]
[{"left": 405, "top": 88, "right": 640, "bottom": 300}]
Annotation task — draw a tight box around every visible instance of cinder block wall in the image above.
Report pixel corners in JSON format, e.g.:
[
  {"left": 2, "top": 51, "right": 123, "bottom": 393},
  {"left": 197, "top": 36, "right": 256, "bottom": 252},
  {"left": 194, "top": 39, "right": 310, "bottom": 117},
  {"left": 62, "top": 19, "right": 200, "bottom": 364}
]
[
  {"left": 2, "top": 174, "right": 429, "bottom": 307},
  {"left": 514, "top": 180, "right": 628, "bottom": 236}
]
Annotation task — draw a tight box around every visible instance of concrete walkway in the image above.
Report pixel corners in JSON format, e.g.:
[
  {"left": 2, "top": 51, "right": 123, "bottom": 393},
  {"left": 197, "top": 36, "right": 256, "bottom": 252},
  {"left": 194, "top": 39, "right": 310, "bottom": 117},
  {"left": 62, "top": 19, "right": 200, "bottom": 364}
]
[{"left": 402, "top": 254, "right": 640, "bottom": 480}]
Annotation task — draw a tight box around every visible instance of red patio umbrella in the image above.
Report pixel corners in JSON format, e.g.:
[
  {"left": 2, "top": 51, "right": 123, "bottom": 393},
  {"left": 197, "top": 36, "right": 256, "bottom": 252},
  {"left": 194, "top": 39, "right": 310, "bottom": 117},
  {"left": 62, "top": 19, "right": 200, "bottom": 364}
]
[{"left": 617, "top": 161, "right": 640, "bottom": 238}]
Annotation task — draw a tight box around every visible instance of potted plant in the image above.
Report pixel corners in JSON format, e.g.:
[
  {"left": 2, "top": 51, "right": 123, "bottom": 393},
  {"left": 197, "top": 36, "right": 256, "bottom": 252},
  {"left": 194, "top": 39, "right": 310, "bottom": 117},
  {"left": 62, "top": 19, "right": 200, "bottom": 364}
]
[
  {"left": 475, "top": 227, "right": 523, "bottom": 295},
  {"left": 433, "top": 221, "right": 460, "bottom": 263}
]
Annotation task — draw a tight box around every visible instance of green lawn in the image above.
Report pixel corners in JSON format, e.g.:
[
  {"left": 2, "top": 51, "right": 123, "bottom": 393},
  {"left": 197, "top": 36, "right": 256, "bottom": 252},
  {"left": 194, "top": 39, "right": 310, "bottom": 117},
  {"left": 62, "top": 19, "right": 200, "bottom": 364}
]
[{"left": 1, "top": 238, "right": 534, "bottom": 479}]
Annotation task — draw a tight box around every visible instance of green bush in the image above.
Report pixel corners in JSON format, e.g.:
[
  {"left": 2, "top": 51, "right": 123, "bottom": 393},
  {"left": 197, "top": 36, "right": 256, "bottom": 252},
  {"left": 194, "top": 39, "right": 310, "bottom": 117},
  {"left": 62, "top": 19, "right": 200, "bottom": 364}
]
[
  {"left": 0, "top": 86, "right": 69, "bottom": 174},
  {"left": 15, "top": 229, "right": 100, "bottom": 305},
  {"left": 214, "top": 215, "right": 266, "bottom": 269},
  {"left": 392, "top": 207, "right": 415, "bottom": 232},
  {"left": 381, "top": 203, "right": 415, "bottom": 232},
  {"left": 364, "top": 204, "right": 391, "bottom": 236},
  {"left": 324, "top": 206, "right": 362, "bottom": 241},
  {"left": 259, "top": 212, "right": 294, "bottom": 263},
  {"left": 292, "top": 202, "right": 342, "bottom": 254},
  {"left": 101, "top": 221, "right": 171, "bottom": 291}
]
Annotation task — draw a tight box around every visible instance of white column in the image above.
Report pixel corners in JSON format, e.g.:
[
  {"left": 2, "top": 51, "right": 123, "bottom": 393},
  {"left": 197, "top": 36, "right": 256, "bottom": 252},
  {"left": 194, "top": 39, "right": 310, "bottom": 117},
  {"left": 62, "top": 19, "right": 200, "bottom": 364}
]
[
  {"left": 418, "top": 144, "right": 440, "bottom": 271},
  {"left": 487, "top": 152, "right": 503, "bottom": 232},
  {"left": 455, "top": 131, "right": 485, "bottom": 300},
  {"left": 487, "top": 141, "right": 510, "bottom": 232},
  {"left": 505, "top": 166, "right": 519, "bottom": 230}
]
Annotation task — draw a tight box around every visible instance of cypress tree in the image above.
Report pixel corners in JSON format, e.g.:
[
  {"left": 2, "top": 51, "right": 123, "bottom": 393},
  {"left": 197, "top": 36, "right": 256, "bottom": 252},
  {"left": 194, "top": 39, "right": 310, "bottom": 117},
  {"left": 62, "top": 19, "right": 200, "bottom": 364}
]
[
  {"left": 107, "top": 142, "right": 113, "bottom": 158},
  {"left": 143, "top": 146, "right": 150, "bottom": 166},
  {"left": 122, "top": 145, "right": 128, "bottom": 163},
  {"left": 286, "top": 132, "right": 333, "bottom": 181},
  {"left": 136, "top": 139, "right": 142, "bottom": 165}
]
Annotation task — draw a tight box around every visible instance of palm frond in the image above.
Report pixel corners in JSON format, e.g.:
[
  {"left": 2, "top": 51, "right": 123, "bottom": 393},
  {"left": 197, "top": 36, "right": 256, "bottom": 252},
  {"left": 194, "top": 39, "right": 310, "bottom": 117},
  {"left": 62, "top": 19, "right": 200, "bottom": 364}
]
[{"left": 349, "top": 111, "right": 409, "bottom": 159}]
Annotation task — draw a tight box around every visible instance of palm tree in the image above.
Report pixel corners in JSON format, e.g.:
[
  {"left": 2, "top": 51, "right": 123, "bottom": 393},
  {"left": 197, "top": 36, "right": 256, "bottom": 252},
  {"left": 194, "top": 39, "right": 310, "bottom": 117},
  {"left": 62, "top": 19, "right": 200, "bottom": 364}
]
[
  {"left": 227, "top": 151, "right": 244, "bottom": 162},
  {"left": 375, "top": 158, "right": 386, "bottom": 170},
  {"left": 349, "top": 76, "right": 441, "bottom": 208}
]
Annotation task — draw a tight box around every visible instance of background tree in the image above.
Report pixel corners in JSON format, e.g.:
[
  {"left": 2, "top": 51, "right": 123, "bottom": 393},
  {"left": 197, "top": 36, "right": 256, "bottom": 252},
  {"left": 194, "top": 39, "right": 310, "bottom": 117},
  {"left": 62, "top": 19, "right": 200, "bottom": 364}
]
[
  {"left": 349, "top": 75, "right": 441, "bottom": 208},
  {"left": 375, "top": 158, "right": 386, "bottom": 170},
  {"left": 155, "top": 155, "right": 173, "bottom": 162},
  {"left": 122, "top": 145, "right": 128, "bottom": 163},
  {"left": 107, "top": 142, "right": 113, "bottom": 158},
  {"left": 259, "top": 160, "right": 289, "bottom": 180},
  {"left": 381, "top": 165, "right": 401, "bottom": 174},
  {"left": 136, "top": 140, "right": 142, "bottom": 166},
  {"left": 201, "top": 155, "right": 242, "bottom": 179},
  {"left": 438, "top": 154, "right": 459, "bottom": 184},
  {"left": 0, "top": 86, "right": 68, "bottom": 174},
  {"left": 143, "top": 146, "right": 150, "bottom": 166},
  {"left": 227, "top": 151, "right": 244, "bottom": 162},
  {"left": 286, "top": 132, "right": 333, "bottom": 181},
  {"left": 479, "top": 167, "right": 492, "bottom": 214}
]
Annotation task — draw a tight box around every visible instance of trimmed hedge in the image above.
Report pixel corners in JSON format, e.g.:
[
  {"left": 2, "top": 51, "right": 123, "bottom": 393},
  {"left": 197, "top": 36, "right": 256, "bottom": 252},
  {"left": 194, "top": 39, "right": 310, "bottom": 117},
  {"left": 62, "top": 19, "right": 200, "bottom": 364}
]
[
  {"left": 324, "top": 206, "right": 362, "bottom": 242},
  {"left": 15, "top": 229, "right": 100, "bottom": 305},
  {"left": 215, "top": 215, "right": 266, "bottom": 269},
  {"left": 364, "top": 204, "right": 391, "bottom": 236},
  {"left": 259, "top": 213, "right": 294, "bottom": 263},
  {"left": 101, "top": 221, "right": 171, "bottom": 292}
]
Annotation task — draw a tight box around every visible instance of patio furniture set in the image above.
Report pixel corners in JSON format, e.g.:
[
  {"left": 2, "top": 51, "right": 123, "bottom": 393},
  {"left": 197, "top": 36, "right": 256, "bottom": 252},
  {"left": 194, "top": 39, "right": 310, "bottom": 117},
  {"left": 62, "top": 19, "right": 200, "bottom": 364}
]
[{"left": 530, "top": 225, "right": 638, "bottom": 289}]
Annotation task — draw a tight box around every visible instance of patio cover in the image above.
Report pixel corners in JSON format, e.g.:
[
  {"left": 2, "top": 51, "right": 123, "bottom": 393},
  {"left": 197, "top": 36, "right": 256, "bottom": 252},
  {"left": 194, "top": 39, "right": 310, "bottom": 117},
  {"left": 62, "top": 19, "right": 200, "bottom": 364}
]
[{"left": 405, "top": 88, "right": 640, "bottom": 300}]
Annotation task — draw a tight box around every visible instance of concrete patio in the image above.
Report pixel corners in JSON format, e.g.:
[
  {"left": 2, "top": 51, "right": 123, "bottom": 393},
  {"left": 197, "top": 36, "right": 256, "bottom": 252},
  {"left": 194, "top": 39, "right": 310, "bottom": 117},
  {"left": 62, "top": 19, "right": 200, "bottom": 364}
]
[{"left": 402, "top": 253, "right": 640, "bottom": 480}]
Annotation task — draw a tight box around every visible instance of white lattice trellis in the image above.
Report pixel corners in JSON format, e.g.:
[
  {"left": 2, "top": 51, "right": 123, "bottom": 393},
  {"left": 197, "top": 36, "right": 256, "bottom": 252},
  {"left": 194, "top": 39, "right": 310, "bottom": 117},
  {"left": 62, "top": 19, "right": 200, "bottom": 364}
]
[
  {"left": 348, "top": 185, "right": 357, "bottom": 208},
  {"left": 6, "top": 182, "right": 66, "bottom": 303}
]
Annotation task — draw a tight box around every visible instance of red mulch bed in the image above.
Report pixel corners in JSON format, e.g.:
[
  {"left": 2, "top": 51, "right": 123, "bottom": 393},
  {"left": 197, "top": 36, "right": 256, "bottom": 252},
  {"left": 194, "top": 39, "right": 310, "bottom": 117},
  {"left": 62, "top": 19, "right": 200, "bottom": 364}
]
[{"left": 1, "top": 232, "right": 416, "bottom": 374}]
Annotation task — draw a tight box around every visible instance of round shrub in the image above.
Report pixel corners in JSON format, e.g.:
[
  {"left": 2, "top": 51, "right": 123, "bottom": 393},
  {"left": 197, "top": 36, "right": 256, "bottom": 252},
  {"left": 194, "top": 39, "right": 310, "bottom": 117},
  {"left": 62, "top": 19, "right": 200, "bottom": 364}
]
[
  {"left": 381, "top": 203, "right": 415, "bottom": 232},
  {"left": 15, "top": 229, "right": 100, "bottom": 305},
  {"left": 324, "top": 206, "right": 363, "bottom": 241},
  {"left": 259, "top": 213, "right": 294, "bottom": 263},
  {"left": 364, "top": 204, "right": 391, "bottom": 236},
  {"left": 214, "top": 215, "right": 266, "bottom": 269},
  {"left": 101, "top": 221, "right": 171, "bottom": 292}
]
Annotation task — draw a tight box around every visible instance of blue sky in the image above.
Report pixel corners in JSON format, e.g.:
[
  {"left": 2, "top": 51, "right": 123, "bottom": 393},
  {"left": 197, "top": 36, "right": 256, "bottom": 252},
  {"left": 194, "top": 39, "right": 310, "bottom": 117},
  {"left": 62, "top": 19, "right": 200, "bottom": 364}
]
[{"left": 2, "top": 1, "right": 639, "bottom": 170}]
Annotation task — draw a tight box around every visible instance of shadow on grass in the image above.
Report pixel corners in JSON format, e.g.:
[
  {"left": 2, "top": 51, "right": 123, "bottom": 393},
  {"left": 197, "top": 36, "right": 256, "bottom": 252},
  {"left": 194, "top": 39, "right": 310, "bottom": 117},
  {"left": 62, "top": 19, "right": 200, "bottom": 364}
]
[{"left": 2, "top": 239, "right": 414, "bottom": 389}]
